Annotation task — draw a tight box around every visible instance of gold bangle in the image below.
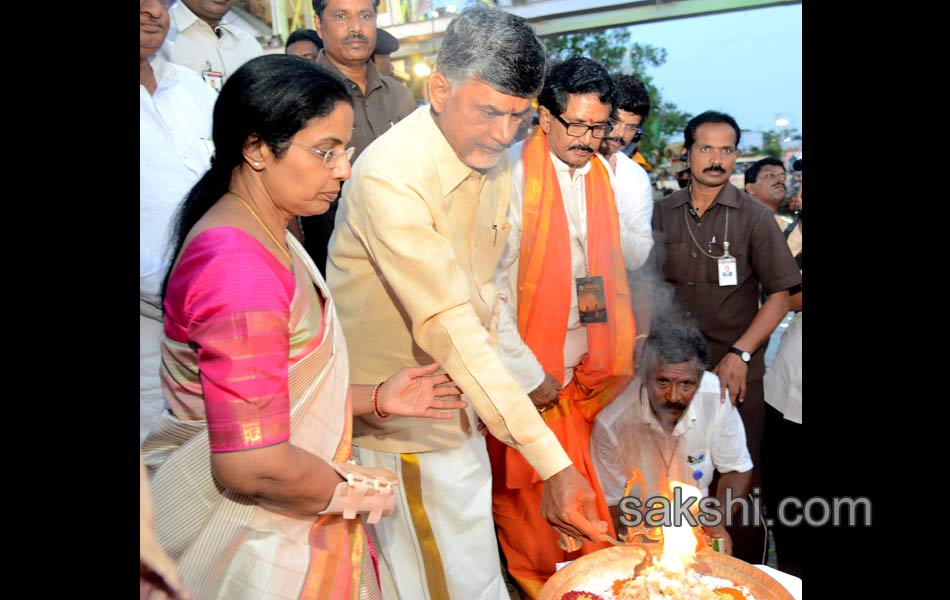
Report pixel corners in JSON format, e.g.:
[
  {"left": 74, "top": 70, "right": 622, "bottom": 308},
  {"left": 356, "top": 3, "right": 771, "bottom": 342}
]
[
  {"left": 372, "top": 382, "right": 388, "bottom": 419},
  {"left": 636, "top": 333, "right": 649, "bottom": 341}
]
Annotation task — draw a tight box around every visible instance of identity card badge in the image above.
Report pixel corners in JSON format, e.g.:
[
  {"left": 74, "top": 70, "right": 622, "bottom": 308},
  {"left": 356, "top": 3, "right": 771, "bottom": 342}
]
[
  {"left": 576, "top": 276, "right": 608, "bottom": 323},
  {"left": 202, "top": 69, "right": 223, "bottom": 92},
  {"left": 717, "top": 240, "right": 739, "bottom": 287}
]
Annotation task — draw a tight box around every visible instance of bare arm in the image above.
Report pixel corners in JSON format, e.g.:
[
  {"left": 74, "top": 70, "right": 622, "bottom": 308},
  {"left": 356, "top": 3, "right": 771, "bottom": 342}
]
[
  {"left": 703, "top": 469, "right": 752, "bottom": 556},
  {"left": 789, "top": 289, "right": 802, "bottom": 312},
  {"left": 211, "top": 442, "right": 343, "bottom": 518},
  {"left": 713, "top": 290, "right": 789, "bottom": 404}
]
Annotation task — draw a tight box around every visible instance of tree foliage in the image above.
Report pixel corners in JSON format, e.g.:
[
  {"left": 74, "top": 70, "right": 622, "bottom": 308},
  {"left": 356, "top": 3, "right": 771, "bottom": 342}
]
[
  {"left": 542, "top": 26, "right": 692, "bottom": 165},
  {"left": 758, "top": 128, "right": 803, "bottom": 160}
]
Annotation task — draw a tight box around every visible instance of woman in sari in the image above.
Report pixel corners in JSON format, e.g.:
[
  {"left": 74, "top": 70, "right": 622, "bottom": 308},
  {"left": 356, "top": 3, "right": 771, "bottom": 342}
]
[{"left": 141, "top": 55, "right": 466, "bottom": 600}]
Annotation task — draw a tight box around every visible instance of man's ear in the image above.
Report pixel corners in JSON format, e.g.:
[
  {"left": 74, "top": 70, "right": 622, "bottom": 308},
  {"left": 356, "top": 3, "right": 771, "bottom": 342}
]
[
  {"left": 537, "top": 105, "right": 552, "bottom": 134},
  {"left": 313, "top": 14, "right": 324, "bottom": 41},
  {"left": 429, "top": 71, "right": 450, "bottom": 114},
  {"left": 744, "top": 183, "right": 755, "bottom": 195}
]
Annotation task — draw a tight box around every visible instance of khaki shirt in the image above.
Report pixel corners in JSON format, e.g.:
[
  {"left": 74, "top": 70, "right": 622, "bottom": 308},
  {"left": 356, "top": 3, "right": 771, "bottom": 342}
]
[
  {"left": 651, "top": 185, "right": 802, "bottom": 381},
  {"left": 315, "top": 50, "right": 417, "bottom": 162},
  {"left": 327, "top": 106, "right": 571, "bottom": 480}
]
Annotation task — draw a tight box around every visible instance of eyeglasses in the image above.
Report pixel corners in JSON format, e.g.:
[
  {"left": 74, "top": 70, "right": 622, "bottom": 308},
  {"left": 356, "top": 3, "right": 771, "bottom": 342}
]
[
  {"left": 609, "top": 120, "right": 646, "bottom": 144},
  {"left": 290, "top": 143, "right": 356, "bottom": 168},
  {"left": 553, "top": 113, "right": 612, "bottom": 139},
  {"left": 758, "top": 171, "right": 787, "bottom": 182}
]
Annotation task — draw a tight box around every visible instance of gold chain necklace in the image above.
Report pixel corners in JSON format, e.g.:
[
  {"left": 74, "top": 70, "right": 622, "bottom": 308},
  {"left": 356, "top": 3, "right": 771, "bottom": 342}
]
[{"left": 227, "top": 192, "right": 292, "bottom": 264}]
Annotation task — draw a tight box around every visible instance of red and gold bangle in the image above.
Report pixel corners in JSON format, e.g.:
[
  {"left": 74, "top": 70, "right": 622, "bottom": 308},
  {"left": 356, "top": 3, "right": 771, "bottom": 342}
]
[{"left": 372, "top": 382, "right": 389, "bottom": 419}]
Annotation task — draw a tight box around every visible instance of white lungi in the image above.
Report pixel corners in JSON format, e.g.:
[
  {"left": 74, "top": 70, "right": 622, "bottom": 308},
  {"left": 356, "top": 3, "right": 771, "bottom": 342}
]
[{"left": 355, "top": 404, "right": 507, "bottom": 600}]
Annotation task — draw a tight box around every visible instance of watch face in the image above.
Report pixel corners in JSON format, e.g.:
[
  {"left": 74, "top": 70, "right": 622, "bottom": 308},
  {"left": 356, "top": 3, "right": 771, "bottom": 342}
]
[{"left": 741, "top": 351, "right": 751, "bottom": 362}]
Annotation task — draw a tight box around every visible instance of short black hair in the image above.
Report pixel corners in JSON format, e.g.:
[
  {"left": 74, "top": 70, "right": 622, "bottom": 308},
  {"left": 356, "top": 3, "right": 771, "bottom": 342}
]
[
  {"left": 744, "top": 156, "right": 785, "bottom": 185},
  {"left": 285, "top": 28, "right": 323, "bottom": 51},
  {"left": 612, "top": 73, "right": 650, "bottom": 121},
  {"left": 640, "top": 316, "right": 709, "bottom": 381},
  {"left": 684, "top": 110, "right": 741, "bottom": 150},
  {"left": 537, "top": 57, "right": 615, "bottom": 117},
  {"left": 312, "top": 0, "right": 380, "bottom": 20}
]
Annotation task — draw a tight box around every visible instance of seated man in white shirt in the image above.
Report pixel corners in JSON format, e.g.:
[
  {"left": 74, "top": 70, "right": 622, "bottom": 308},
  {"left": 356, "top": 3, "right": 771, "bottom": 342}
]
[{"left": 591, "top": 317, "right": 753, "bottom": 555}]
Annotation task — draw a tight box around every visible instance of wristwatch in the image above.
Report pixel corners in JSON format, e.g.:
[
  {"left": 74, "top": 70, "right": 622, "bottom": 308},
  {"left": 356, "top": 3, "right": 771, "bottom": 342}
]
[{"left": 728, "top": 347, "right": 751, "bottom": 363}]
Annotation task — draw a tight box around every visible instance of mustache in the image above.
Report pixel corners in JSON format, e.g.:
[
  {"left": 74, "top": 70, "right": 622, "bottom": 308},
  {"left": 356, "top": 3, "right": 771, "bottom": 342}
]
[
  {"left": 568, "top": 144, "right": 595, "bottom": 153},
  {"left": 663, "top": 401, "right": 689, "bottom": 411},
  {"left": 342, "top": 33, "right": 370, "bottom": 43},
  {"left": 703, "top": 165, "right": 726, "bottom": 173}
]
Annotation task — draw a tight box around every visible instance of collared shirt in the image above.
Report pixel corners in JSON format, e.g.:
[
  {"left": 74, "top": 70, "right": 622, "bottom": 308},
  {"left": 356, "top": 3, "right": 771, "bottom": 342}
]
[
  {"left": 315, "top": 50, "right": 417, "bottom": 162},
  {"left": 651, "top": 185, "right": 802, "bottom": 380},
  {"left": 327, "top": 106, "right": 571, "bottom": 480},
  {"left": 140, "top": 55, "right": 216, "bottom": 309},
  {"left": 161, "top": 1, "right": 263, "bottom": 87},
  {"left": 603, "top": 151, "right": 655, "bottom": 271},
  {"left": 494, "top": 143, "right": 593, "bottom": 392},
  {"left": 591, "top": 372, "right": 753, "bottom": 505},
  {"left": 301, "top": 51, "right": 418, "bottom": 273}
]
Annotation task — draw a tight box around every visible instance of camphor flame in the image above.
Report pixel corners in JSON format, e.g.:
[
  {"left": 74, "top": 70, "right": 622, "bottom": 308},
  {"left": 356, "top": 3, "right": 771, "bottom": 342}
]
[{"left": 657, "top": 480, "right": 703, "bottom": 572}]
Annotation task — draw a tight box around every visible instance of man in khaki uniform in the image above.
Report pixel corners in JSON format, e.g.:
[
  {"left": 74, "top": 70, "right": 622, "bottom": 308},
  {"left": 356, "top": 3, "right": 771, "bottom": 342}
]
[{"left": 303, "top": 0, "right": 417, "bottom": 274}]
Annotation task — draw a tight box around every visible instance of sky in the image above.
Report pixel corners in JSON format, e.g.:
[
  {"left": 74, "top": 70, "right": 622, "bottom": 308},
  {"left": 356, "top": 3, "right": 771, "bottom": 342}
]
[{"left": 624, "top": 3, "right": 802, "bottom": 139}]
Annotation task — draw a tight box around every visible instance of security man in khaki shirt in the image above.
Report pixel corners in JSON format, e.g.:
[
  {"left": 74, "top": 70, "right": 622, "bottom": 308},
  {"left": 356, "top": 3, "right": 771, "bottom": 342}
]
[{"left": 302, "top": 0, "right": 417, "bottom": 274}]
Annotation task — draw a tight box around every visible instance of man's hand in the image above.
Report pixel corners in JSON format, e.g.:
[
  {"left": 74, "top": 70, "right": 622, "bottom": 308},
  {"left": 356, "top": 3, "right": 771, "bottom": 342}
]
[
  {"left": 540, "top": 465, "right": 608, "bottom": 545},
  {"left": 529, "top": 373, "right": 562, "bottom": 411},
  {"left": 712, "top": 353, "right": 747, "bottom": 405},
  {"left": 703, "top": 523, "right": 733, "bottom": 556}
]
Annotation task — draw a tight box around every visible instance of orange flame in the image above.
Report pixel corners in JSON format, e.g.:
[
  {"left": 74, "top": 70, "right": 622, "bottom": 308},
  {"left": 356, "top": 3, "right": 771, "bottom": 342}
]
[{"left": 657, "top": 480, "right": 703, "bottom": 571}]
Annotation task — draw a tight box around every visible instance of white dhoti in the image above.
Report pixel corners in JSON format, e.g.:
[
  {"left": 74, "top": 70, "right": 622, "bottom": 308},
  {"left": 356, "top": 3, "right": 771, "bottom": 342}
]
[{"left": 355, "top": 405, "right": 507, "bottom": 600}]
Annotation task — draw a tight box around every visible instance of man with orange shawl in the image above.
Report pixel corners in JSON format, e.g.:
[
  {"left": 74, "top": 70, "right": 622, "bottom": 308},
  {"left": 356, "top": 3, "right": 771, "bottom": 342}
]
[{"left": 489, "top": 57, "right": 636, "bottom": 597}]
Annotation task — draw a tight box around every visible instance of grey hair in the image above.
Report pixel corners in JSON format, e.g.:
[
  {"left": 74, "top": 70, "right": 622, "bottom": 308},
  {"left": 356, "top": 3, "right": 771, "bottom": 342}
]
[
  {"left": 436, "top": 5, "right": 546, "bottom": 98},
  {"left": 640, "top": 316, "right": 708, "bottom": 381}
]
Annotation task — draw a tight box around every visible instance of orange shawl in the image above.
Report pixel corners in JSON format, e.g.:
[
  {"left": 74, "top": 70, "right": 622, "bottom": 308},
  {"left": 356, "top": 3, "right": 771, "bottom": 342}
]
[{"left": 516, "top": 126, "right": 635, "bottom": 425}]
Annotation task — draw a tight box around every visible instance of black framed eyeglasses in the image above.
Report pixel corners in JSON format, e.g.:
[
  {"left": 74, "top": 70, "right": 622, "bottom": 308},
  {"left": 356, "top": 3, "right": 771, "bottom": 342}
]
[{"left": 553, "top": 113, "right": 612, "bottom": 139}]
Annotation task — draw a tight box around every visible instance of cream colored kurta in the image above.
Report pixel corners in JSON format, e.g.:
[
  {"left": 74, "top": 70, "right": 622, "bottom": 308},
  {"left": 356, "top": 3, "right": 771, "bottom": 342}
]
[{"left": 327, "top": 105, "right": 570, "bottom": 481}]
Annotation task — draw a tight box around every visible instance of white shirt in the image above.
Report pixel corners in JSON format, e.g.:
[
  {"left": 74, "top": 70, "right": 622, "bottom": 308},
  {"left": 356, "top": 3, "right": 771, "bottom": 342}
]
[
  {"left": 601, "top": 151, "right": 654, "bottom": 271},
  {"left": 140, "top": 55, "right": 216, "bottom": 309},
  {"left": 495, "top": 142, "right": 593, "bottom": 393},
  {"left": 591, "top": 371, "right": 753, "bottom": 506},
  {"left": 160, "top": 1, "right": 263, "bottom": 87},
  {"left": 765, "top": 311, "right": 802, "bottom": 423}
]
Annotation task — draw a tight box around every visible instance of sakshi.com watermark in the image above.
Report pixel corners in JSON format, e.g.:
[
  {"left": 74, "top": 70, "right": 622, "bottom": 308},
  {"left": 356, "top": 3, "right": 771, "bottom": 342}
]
[{"left": 618, "top": 486, "right": 872, "bottom": 528}]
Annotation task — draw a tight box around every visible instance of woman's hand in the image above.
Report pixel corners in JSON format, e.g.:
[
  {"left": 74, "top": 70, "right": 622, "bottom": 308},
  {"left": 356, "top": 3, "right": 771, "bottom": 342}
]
[{"left": 378, "top": 362, "right": 467, "bottom": 420}]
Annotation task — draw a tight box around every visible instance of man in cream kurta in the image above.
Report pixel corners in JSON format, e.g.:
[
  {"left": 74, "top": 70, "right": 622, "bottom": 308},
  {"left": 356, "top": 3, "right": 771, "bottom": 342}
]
[{"left": 328, "top": 104, "right": 575, "bottom": 599}]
